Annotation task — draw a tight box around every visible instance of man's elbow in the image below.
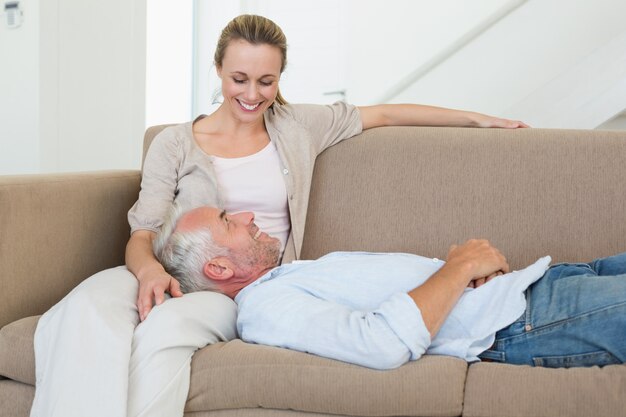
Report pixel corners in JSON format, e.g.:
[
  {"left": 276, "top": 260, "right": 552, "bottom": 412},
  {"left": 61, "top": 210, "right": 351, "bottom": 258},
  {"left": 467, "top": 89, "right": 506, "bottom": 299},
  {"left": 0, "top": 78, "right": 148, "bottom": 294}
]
[{"left": 354, "top": 345, "right": 417, "bottom": 370}]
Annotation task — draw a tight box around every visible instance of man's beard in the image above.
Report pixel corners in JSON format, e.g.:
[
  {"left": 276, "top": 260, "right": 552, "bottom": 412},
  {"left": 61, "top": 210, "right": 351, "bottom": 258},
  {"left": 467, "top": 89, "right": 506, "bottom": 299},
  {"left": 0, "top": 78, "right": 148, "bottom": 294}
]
[{"left": 233, "top": 239, "right": 281, "bottom": 272}]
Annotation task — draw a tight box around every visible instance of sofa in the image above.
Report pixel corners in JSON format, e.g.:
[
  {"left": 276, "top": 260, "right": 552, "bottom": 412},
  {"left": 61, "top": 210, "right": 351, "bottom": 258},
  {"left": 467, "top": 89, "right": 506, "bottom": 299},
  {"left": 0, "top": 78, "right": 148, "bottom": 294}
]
[{"left": 1, "top": 125, "right": 625, "bottom": 417}]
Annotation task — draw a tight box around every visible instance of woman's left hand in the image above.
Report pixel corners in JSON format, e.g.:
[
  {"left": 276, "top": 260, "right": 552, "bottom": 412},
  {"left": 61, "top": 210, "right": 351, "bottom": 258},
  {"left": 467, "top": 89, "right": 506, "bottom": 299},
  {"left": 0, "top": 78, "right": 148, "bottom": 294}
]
[{"left": 475, "top": 114, "right": 530, "bottom": 129}]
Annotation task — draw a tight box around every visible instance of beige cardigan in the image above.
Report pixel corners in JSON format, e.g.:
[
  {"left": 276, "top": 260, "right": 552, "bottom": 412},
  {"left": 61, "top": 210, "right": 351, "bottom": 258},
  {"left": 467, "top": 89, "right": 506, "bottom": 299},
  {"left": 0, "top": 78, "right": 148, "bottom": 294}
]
[{"left": 128, "top": 102, "right": 363, "bottom": 262}]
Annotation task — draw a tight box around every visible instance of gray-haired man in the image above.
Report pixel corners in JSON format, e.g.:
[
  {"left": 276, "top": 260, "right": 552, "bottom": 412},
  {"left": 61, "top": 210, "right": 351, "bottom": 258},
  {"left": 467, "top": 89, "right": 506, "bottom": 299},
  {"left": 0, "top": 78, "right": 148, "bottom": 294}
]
[{"left": 154, "top": 205, "right": 626, "bottom": 369}]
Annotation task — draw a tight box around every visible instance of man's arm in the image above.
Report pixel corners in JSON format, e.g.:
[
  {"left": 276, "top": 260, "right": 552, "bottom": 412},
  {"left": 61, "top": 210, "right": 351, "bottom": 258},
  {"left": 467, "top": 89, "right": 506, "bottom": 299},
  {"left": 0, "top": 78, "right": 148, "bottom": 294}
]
[
  {"left": 237, "top": 283, "right": 427, "bottom": 370},
  {"left": 408, "top": 239, "right": 509, "bottom": 338}
]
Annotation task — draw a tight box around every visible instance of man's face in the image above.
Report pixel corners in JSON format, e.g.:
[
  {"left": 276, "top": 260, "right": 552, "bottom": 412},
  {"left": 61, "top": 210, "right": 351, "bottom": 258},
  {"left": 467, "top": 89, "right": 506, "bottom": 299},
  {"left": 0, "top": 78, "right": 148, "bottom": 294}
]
[{"left": 178, "top": 206, "right": 281, "bottom": 275}]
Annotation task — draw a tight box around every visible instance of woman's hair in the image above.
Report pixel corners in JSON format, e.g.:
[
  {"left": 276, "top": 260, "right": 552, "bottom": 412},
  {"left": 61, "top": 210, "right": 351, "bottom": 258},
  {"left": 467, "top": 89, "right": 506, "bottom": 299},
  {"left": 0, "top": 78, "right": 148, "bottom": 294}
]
[
  {"left": 214, "top": 14, "right": 288, "bottom": 105},
  {"left": 153, "top": 205, "right": 229, "bottom": 294}
]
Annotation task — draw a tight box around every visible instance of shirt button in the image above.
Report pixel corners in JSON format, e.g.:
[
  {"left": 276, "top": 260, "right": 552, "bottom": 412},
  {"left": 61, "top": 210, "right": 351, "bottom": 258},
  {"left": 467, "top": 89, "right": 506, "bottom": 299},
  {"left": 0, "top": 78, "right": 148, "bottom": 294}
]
[
  {"left": 432, "top": 258, "right": 439, "bottom": 263},
  {"left": 283, "top": 168, "right": 289, "bottom": 175}
]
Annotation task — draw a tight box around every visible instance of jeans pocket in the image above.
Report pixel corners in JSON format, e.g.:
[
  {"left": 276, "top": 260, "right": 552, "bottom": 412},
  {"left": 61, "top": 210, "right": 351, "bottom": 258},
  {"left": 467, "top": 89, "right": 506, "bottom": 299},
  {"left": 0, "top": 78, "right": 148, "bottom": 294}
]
[{"left": 532, "top": 350, "right": 621, "bottom": 368}]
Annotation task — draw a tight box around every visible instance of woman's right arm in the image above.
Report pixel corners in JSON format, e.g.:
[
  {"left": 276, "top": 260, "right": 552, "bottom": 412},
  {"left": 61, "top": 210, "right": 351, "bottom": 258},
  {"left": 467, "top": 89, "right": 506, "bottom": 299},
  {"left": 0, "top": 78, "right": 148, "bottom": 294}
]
[
  {"left": 126, "top": 230, "right": 183, "bottom": 321},
  {"left": 126, "top": 127, "right": 185, "bottom": 320}
]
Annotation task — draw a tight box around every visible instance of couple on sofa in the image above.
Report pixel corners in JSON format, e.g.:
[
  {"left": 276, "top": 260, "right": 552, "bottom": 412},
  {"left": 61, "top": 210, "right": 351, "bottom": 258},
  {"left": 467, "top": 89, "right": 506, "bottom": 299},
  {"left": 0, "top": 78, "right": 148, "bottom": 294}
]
[{"left": 28, "top": 13, "right": 625, "bottom": 417}]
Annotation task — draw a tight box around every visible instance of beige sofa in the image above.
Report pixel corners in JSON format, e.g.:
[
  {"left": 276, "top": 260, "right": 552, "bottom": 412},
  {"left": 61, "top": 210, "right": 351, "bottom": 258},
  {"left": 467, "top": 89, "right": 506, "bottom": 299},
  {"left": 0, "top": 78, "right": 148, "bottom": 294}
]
[{"left": 1, "top": 125, "right": 625, "bottom": 417}]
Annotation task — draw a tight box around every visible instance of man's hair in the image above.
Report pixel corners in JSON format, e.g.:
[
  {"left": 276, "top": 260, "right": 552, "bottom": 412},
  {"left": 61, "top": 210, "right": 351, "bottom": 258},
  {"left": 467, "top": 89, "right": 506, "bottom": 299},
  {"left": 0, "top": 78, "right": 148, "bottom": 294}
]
[{"left": 153, "top": 205, "right": 229, "bottom": 294}]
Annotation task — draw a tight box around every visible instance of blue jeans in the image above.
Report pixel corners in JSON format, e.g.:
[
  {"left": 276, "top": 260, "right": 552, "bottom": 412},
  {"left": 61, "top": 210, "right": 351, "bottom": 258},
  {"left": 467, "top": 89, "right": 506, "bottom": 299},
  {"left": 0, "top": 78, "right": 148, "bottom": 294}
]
[{"left": 479, "top": 252, "right": 626, "bottom": 367}]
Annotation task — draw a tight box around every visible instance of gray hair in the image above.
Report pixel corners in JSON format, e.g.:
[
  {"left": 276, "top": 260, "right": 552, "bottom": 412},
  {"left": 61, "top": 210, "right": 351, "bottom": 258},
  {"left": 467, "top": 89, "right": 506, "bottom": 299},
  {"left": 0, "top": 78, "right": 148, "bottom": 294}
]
[{"left": 153, "top": 205, "right": 229, "bottom": 294}]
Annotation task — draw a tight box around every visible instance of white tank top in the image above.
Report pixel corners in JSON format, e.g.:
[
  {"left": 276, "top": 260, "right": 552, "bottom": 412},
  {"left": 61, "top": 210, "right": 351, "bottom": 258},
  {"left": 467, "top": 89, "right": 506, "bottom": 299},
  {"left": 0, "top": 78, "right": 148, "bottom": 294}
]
[{"left": 212, "top": 142, "right": 290, "bottom": 254}]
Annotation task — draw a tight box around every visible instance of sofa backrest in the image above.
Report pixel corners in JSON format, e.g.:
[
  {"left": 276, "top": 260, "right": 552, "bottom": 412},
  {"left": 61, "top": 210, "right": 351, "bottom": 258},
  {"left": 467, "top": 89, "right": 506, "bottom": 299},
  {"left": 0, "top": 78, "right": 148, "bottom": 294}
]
[
  {"left": 0, "top": 171, "right": 140, "bottom": 328},
  {"left": 300, "top": 126, "right": 626, "bottom": 269},
  {"left": 143, "top": 124, "right": 626, "bottom": 269},
  {"left": 143, "top": 124, "right": 174, "bottom": 168}
]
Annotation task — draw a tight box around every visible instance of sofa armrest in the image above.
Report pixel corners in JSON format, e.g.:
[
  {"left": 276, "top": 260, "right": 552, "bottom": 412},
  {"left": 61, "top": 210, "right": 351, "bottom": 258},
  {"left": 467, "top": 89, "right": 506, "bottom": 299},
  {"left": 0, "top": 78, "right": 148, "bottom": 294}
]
[{"left": 0, "top": 170, "right": 141, "bottom": 329}]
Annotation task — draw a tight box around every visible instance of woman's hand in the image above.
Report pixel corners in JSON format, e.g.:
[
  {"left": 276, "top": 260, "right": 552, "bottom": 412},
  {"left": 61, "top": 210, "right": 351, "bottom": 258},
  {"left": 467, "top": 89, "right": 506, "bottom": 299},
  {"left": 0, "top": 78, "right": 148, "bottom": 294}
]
[
  {"left": 126, "top": 230, "right": 184, "bottom": 321},
  {"left": 472, "top": 113, "right": 530, "bottom": 129},
  {"left": 136, "top": 267, "right": 183, "bottom": 321}
]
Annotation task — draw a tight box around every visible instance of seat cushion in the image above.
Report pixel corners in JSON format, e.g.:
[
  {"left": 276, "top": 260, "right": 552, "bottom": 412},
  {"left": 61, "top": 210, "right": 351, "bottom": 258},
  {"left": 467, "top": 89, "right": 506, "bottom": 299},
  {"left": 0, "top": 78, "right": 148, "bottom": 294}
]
[
  {"left": 0, "top": 316, "right": 38, "bottom": 385},
  {"left": 464, "top": 362, "right": 626, "bottom": 417},
  {"left": 187, "top": 339, "right": 467, "bottom": 416},
  {"left": 0, "top": 379, "right": 35, "bottom": 417}
]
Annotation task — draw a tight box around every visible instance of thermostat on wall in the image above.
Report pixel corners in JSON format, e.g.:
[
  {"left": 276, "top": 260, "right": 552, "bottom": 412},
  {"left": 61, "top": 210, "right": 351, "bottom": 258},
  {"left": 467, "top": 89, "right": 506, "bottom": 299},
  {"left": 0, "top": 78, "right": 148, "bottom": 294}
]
[{"left": 5, "top": 1, "right": 23, "bottom": 29}]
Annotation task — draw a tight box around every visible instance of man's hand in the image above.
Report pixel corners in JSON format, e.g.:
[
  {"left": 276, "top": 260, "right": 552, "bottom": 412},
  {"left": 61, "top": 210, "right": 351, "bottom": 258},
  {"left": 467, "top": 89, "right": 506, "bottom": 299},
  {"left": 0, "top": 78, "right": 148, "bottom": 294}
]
[
  {"left": 136, "top": 269, "right": 183, "bottom": 321},
  {"left": 408, "top": 239, "right": 509, "bottom": 337},
  {"left": 446, "top": 239, "right": 510, "bottom": 287},
  {"left": 467, "top": 270, "right": 505, "bottom": 288}
]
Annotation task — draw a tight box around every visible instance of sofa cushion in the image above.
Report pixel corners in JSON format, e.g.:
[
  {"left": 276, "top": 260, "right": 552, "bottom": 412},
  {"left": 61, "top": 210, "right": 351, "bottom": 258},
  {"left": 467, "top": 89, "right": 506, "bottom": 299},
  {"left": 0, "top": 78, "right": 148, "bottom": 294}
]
[
  {"left": 0, "top": 379, "right": 35, "bottom": 417},
  {"left": 0, "top": 316, "right": 38, "bottom": 385},
  {"left": 464, "top": 362, "right": 626, "bottom": 417},
  {"left": 187, "top": 339, "right": 467, "bottom": 416}
]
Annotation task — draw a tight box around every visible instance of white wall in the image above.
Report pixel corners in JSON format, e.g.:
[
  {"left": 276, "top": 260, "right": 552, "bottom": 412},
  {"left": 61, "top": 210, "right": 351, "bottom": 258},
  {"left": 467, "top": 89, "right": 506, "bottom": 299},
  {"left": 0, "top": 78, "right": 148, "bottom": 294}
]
[
  {"left": 0, "top": 0, "right": 40, "bottom": 174},
  {"left": 342, "top": 0, "right": 507, "bottom": 105},
  {"left": 2, "top": 0, "right": 624, "bottom": 175},
  {"left": 383, "top": 0, "right": 626, "bottom": 128},
  {"left": 145, "top": 0, "right": 194, "bottom": 128},
  {"left": 41, "top": 0, "right": 146, "bottom": 172},
  {"left": 0, "top": 0, "right": 146, "bottom": 175}
]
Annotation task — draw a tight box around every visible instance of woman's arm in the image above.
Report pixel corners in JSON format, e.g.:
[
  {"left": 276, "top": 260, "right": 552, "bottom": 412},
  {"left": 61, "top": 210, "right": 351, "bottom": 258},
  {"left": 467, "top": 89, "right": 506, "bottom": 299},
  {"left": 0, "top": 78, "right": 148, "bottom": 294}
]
[
  {"left": 358, "top": 104, "right": 529, "bottom": 130},
  {"left": 126, "top": 230, "right": 183, "bottom": 321}
]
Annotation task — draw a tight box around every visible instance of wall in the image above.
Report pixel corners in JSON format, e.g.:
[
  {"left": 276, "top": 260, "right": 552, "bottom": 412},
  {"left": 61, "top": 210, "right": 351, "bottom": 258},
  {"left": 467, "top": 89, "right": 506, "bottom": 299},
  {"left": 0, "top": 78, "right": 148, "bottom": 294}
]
[
  {"left": 0, "top": 0, "right": 40, "bottom": 174},
  {"left": 40, "top": 0, "right": 146, "bottom": 172},
  {"left": 0, "top": 0, "right": 146, "bottom": 175},
  {"left": 378, "top": 0, "right": 626, "bottom": 128},
  {"left": 2, "top": 0, "right": 624, "bottom": 175},
  {"left": 342, "top": 0, "right": 506, "bottom": 105},
  {"left": 145, "top": 0, "right": 193, "bottom": 128}
]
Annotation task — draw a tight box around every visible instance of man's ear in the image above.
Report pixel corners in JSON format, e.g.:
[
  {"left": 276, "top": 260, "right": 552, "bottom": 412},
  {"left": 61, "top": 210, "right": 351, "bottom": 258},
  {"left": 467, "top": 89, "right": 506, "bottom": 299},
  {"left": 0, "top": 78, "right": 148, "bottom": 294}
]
[{"left": 203, "top": 258, "right": 234, "bottom": 281}]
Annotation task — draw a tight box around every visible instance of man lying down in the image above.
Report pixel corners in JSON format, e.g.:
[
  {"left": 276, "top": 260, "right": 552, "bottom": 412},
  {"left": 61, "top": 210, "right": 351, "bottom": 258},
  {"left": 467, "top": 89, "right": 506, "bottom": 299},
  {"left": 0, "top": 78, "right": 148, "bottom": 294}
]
[{"left": 153, "top": 205, "right": 626, "bottom": 370}]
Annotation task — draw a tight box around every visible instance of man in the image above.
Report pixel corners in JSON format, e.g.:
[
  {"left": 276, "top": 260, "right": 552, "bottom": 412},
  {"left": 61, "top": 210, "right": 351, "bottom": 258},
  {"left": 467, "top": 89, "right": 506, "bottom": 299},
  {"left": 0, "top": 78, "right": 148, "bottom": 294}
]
[{"left": 154, "top": 205, "right": 626, "bottom": 370}]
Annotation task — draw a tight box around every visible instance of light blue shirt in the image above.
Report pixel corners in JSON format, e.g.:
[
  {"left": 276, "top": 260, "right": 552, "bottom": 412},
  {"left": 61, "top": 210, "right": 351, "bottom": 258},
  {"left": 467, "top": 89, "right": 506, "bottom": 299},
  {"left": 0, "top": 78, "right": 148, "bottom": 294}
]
[{"left": 235, "top": 252, "right": 551, "bottom": 370}]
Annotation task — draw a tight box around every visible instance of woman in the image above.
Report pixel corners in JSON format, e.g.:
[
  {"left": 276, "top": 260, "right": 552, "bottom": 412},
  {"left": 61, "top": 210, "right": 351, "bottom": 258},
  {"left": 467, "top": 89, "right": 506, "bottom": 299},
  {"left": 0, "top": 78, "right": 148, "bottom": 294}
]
[
  {"left": 128, "top": 14, "right": 526, "bottom": 321},
  {"left": 31, "top": 14, "right": 527, "bottom": 417}
]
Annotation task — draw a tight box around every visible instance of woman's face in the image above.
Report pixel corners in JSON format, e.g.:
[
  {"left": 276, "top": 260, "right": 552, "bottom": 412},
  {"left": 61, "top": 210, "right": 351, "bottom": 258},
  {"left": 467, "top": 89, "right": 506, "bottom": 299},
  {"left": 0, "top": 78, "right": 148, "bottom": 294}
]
[{"left": 217, "top": 39, "right": 282, "bottom": 123}]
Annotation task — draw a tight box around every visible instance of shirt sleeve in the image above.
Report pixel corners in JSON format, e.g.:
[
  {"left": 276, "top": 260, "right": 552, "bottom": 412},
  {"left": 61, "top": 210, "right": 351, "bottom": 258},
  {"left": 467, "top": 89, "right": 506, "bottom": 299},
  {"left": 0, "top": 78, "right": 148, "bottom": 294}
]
[
  {"left": 236, "top": 281, "right": 431, "bottom": 370},
  {"left": 127, "top": 127, "right": 182, "bottom": 234},
  {"left": 280, "top": 102, "right": 363, "bottom": 155}
]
